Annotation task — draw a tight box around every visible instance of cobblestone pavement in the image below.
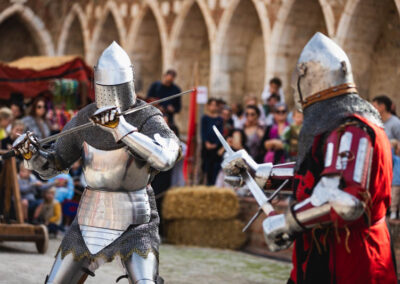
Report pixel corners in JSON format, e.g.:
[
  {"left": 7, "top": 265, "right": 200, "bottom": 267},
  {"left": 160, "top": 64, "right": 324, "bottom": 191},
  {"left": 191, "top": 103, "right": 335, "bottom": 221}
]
[{"left": 0, "top": 239, "right": 291, "bottom": 283}]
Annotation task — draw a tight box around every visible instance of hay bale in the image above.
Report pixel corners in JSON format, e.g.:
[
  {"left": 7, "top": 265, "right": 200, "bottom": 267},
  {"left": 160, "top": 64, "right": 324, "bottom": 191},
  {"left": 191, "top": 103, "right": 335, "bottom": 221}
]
[
  {"left": 166, "top": 219, "right": 246, "bottom": 249},
  {"left": 162, "top": 186, "right": 239, "bottom": 220}
]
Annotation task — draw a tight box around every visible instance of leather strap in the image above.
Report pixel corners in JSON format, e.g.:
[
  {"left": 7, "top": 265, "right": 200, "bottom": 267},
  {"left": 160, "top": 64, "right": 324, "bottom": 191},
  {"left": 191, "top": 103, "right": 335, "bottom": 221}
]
[{"left": 302, "top": 83, "right": 358, "bottom": 109}]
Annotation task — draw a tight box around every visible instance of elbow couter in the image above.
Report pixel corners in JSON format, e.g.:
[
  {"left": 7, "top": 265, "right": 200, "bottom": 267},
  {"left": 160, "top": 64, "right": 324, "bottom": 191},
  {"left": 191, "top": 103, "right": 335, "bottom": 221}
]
[{"left": 331, "top": 198, "right": 365, "bottom": 221}]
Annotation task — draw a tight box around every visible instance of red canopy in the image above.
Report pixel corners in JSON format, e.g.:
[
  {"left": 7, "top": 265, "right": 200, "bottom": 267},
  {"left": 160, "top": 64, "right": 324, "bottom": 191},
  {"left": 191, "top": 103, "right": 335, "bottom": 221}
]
[{"left": 0, "top": 56, "right": 93, "bottom": 100}]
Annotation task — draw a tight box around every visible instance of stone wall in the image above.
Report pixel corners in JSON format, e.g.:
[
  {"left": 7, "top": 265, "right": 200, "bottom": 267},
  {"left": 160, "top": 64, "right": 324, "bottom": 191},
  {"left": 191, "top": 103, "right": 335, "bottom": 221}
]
[{"left": 1, "top": 0, "right": 400, "bottom": 128}]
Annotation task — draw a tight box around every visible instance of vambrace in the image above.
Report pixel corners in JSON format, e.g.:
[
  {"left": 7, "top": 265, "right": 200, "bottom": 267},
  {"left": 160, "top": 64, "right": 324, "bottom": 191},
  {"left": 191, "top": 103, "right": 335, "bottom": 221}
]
[{"left": 113, "top": 116, "right": 180, "bottom": 171}]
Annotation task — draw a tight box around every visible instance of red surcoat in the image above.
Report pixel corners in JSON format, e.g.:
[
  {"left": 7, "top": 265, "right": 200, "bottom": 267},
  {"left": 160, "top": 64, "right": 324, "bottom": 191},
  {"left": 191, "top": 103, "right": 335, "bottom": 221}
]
[{"left": 289, "top": 114, "right": 397, "bottom": 284}]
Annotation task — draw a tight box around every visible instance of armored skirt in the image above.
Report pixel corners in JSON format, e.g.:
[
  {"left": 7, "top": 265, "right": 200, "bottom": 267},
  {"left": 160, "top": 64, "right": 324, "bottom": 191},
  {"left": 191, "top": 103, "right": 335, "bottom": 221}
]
[{"left": 58, "top": 186, "right": 160, "bottom": 262}]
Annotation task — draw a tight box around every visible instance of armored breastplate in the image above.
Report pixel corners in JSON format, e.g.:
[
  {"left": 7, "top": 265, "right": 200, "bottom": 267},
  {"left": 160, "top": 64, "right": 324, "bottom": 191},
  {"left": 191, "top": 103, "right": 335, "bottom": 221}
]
[
  {"left": 78, "top": 142, "right": 152, "bottom": 254},
  {"left": 82, "top": 142, "right": 151, "bottom": 191}
]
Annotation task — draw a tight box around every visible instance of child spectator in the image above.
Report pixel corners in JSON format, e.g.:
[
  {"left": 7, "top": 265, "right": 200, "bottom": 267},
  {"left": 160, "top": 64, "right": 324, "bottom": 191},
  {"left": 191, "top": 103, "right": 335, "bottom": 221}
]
[
  {"left": 264, "top": 93, "right": 281, "bottom": 126},
  {"left": 1, "top": 120, "right": 25, "bottom": 150},
  {"left": 261, "top": 77, "right": 285, "bottom": 104},
  {"left": 390, "top": 139, "right": 400, "bottom": 219},
  {"left": 0, "top": 107, "right": 13, "bottom": 140},
  {"left": 282, "top": 109, "right": 303, "bottom": 161},
  {"left": 18, "top": 163, "right": 42, "bottom": 221},
  {"left": 34, "top": 187, "right": 62, "bottom": 237},
  {"left": 47, "top": 173, "right": 74, "bottom": 203}
]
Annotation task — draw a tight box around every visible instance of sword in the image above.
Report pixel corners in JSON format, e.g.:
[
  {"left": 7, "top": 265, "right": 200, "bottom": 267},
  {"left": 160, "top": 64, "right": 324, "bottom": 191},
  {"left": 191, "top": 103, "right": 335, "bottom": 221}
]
[
  {"left": 213, "top": 126, "right": 275, "bottom": 216},
  {"left": 2, "top": 89, "right": 194, "bottom": 159}
]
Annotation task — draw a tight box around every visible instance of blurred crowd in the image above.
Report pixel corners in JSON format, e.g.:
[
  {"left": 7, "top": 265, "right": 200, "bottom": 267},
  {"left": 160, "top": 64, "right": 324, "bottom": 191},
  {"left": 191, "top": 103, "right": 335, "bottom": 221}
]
[
  {"left": 0, "top": 94, "right": 84, "bottom": 237},
  {"left": 0, "top": 70, "right": 400, "bottom": 239},
  {"left": 198, "top": 78, "right": 400, "bottom": 222}
]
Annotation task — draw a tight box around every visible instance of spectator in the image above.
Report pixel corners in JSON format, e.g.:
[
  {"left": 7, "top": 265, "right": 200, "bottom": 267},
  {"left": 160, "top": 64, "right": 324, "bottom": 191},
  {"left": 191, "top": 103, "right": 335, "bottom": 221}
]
[
  {"left": 147, "top": 69, "right": 182, "bottom": 124},
  {"left": 221, "top": 106, "right": 234, "bottom": 137},
  {"left": 22, "top": 97, "right": 51, "bottom": 139},
  {"left": 231, "top": 103, "right": 244, "bottom": 129},
  {"left": 261, "top": 77, "right": 285, "bottom": 104},
  {"left": 244, "top": 95, "right": 266, "bottom": 126},
  {"left": 18, "top": 163, "right": 42, "bottom": 221},
  {"left": 282, "top": 109, "right": 303, "bottom": 161},
  {"left": 243, "top": 105, "right": 265, "bottom": 160},
  {"left": 372, "top": 95, "right": 400, "bottom": 140},
  {"left": 201, "top": 98, "right": 223, "bottom": 185},
  {"left": 262, "top": 103, "right": 289, "bottom": 164},
  {"left": 215, "top": 129, "right": 247, "bottom": 188},
  {"left": 390, "top": 139, "right": 400, "bottom": 219},
  {"left": 264, "top": 93, "right": 281, "bottom": 126},
  {"left": 48, "top": 173, "right": 74, "bottom": 203},
  {"left": 1, "top": 120, "right": 25, "bottom": 150},
  {"left": 34, "top": 187, "right": 62, "bottom": 237},
  {"left": 7, "top": 96, "right": 24, "bottom": 133},
  {"left": 0, "top": 107, "right": 12, "bottom": 140}
]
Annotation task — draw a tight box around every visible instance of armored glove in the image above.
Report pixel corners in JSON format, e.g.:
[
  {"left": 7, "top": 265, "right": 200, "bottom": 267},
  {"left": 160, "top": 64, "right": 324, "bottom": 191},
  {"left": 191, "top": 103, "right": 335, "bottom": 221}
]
[
  {"left": 12, "top": 131, "right": 40, "bottom": 160},
  {"left": 262, "top": 210, "right": 301, "bottom": 252},
  {"left": 91, "top": 106, "right": 137, "bottom": 141},
  {"left": 221, "top": 149, "right": 273, "bottom": 188}
]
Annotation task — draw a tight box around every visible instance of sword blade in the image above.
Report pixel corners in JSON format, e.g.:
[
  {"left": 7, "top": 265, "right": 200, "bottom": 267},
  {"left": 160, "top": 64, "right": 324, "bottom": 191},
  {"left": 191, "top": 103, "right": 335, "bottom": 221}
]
[
  {"left": 39, "top": 89, "right": 194, "bottom": 145},
  {"left": 212, "top": 126, "right": 272, "bottom": 215},
  {"left": 2, "top": 89, "right": 194, "bottom": 158}
]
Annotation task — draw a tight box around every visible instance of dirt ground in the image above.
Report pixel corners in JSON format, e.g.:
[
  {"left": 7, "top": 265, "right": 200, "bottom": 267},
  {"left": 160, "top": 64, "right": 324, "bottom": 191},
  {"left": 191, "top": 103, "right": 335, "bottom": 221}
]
[{"left": 0, "top": 239, "right": 292, "bottom": 284}]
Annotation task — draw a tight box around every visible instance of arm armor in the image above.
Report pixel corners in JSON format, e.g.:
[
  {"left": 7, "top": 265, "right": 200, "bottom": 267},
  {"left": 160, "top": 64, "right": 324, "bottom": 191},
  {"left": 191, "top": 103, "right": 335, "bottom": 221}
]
[
  {"left": 111, "top": 116, "right": 180, "bottom": 171},
  {"left": 263, "top": 123, "right": 373, "bottom": 251},
  {"left": 23, "top": 148, "right": 66, "bottom": 180}
]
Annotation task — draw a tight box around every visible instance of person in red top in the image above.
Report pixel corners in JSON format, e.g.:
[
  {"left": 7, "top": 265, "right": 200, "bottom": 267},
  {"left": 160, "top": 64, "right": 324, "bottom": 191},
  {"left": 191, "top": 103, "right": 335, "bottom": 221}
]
[{"left": 221, "top": 33, "right": 397, "bottom": 283}]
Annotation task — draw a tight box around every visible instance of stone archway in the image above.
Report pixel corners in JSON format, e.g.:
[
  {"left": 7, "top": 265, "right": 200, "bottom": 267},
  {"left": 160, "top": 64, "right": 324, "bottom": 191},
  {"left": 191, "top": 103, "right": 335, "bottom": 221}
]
[
  {"left": 337, "top": 0, "right": 400, "bottom": 110},
  {"left": 267, "top": 0, "right": 327, "bottom": 107},
  {"left": 130, "top": 8, "right": 162, "bottom": 97},
  {"left": 63, "top": 16, "right": 85, "bottom": 57},
  {"left": 170, "top": 2, "right": 211, "bottom": 132},
  {"left": 212, "top": 0, "right": 266, "bottom": 104},
  {"left": 0, "top": 14, "right": 40, "bottom": 62},
  {"left": 57, "top": 4, "right": 89, "bottom": 58},
  {"left": 0, "top": 4, "right": 54, "bottom": 61}
]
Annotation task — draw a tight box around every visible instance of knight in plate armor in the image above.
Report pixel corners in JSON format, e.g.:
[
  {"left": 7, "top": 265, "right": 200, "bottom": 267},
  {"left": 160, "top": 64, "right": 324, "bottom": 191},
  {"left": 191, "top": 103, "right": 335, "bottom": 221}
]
[
  {"left": 13, "top": 42, "right": 180, "bottom": 283},
  {"left": 221, "top": 33, "right": 397, "bottom": 283}
]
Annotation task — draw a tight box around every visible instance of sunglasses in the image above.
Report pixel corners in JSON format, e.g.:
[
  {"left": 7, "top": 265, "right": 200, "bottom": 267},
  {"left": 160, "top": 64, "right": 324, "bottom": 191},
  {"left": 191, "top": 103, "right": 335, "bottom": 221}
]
[
  {"left": 36, "top": 105, "right": 45, "bottom": 109},
  {"left": 275, "top": 110, "right": 287, "bottom": 114},
  {"left": 245, "top": 112, "right": 257, "bottom": 117}
]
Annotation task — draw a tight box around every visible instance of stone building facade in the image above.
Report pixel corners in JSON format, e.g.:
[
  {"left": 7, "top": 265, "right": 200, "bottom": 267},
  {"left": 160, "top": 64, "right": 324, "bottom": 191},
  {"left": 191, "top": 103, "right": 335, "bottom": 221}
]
[{"left": 0, "top": 0, "right": 399, "bottom": 130}]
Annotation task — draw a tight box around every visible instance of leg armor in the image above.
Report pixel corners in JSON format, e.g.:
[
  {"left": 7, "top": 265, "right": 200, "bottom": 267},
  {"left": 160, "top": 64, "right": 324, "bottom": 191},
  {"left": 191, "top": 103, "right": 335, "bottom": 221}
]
[
  {"left": 123, "top": 252, "right": 159, "bottom": 284},
  {"left": 45, "top": 252, "right": 93, "bottom": 284}
]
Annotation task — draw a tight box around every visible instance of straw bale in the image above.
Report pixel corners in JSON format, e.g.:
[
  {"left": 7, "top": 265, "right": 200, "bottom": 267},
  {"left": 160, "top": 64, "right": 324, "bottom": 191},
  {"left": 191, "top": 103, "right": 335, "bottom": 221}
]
[
  {"left": 165, "top": 219, "right": 246, "bottom": 249},
  {"left": 162, "top": 186, "right": 239, "bottom": 220}
]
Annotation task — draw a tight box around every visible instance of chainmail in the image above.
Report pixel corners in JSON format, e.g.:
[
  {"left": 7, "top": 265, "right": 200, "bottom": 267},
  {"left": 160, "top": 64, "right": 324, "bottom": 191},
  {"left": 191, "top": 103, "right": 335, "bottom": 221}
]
[
  {"left": 296, "top": 93, "right": 382, "bottom": 170},
  {"left": 45, "top": 99, "right": 178, "bottom": 261}
]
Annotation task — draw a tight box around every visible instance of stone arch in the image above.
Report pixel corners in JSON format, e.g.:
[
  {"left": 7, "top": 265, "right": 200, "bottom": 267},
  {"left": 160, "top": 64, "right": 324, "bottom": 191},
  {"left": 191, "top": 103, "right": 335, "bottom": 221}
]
[
  {"left": 0, "top": 4, "right": 54, "bottom": 61},
  {"left": 169, "top": 1, "right": 212, "bottom": 131},
  {"left": 336, "top": 0, "right": 400, "bottom": 110},
  {"left": 211, "top": 0, "right": 268, "bottom": 104},
  {"left": 267, "top": 0, "right": 328, "bottom": 107},
  {"left": 57, "top": 4, "right": 89, "bottom": 58},
  {"left": 127, "top": 0, "right": 168, "bottom": 71},
  {"left": 88, "top": 1, "right": 126, "bottom": 65},
  {"left": 128, "top": 6, "right": 163, "bottom": 96}
]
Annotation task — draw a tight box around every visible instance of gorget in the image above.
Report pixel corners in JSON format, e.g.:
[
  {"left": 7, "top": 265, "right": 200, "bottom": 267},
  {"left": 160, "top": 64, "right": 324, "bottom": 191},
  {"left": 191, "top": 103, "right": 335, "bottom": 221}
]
[{"left": 297, "top": 93, "right": 382, "bottom": 169}]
